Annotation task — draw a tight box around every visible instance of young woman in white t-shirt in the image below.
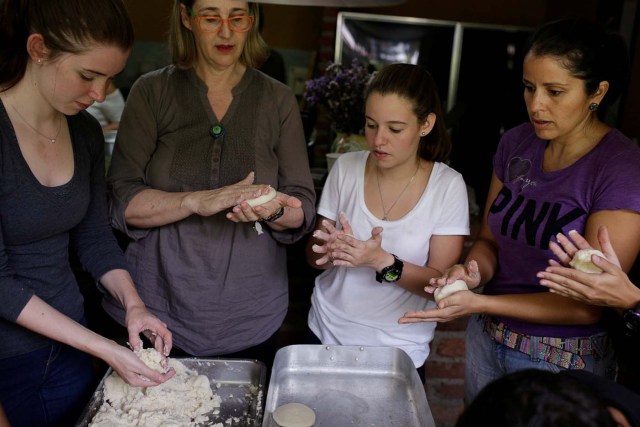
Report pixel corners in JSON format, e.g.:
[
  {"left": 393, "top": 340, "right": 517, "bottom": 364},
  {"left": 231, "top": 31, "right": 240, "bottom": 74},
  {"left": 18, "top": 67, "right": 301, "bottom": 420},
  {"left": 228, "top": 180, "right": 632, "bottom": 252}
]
[{"left": 305, "top": 63, "right": 470, "bottom": 382}]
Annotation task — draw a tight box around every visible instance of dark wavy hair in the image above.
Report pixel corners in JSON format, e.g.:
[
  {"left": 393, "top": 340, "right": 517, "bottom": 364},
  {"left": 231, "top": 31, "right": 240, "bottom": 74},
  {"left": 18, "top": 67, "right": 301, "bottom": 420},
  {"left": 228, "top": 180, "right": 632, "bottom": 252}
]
[
  {"left": 364, "top": 63, "right": 451, "bottom": 162},
  {"left": 456, "top": 369, "right": 616, "bottom": 427},
  {"left": 524, "top": 17, "right": 630, "bottom": 120},
  {"left": 0, "top": 0, "right": 134, "bottom": 92}
]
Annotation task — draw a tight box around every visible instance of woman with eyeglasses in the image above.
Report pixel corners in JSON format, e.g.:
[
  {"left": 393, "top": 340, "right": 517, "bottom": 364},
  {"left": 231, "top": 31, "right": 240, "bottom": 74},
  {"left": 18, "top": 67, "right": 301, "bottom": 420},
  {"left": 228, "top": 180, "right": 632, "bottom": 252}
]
[
  {"left": 0, "top": 0, "right": 176, "bottom": 425},
  {"left": 105, "top": 0, "right": 315, "bottom": 372}
]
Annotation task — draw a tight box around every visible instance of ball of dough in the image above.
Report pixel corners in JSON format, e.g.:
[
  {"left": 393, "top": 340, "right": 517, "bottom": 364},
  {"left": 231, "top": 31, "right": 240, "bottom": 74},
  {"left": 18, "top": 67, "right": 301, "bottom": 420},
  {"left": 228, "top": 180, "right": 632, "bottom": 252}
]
[
  {"left": 273, "top": 402, "right": 316, "bottom": 427},
  {"left": 434, "top": 279, "right": 469, "bottom": 304},
  {"left": 134, "top": 348, "right": 168, "bottom": 373},
  {"left": 569, "top": 249, "right": 605, "bottom": 273},
  {"left": 245, "top": 186, "right": 276, "bottom": 207}
]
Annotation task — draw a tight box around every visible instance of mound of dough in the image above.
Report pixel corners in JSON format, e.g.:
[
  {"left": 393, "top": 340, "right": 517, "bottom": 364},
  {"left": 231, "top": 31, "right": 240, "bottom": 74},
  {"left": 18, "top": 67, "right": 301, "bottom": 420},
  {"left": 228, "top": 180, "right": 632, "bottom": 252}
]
[
  {"left": 434, "top": 280, "right": 469, "bottom": 304},
  {"left": 89, "top": 348, "right": 221, "bottom": 427},
  {"left": 273, "top": 402, "right": 316, "bottom": 427},
  {"left": 569, "top": 249, "right": 605, "bottom": 273},
  {"left": 245, "top": 186, "right": 276, "bottom": 207}
]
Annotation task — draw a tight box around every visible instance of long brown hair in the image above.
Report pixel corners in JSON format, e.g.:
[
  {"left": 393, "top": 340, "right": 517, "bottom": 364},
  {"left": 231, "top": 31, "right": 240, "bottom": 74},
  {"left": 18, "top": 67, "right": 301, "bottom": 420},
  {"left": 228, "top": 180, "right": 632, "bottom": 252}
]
[
  {"left": 365, "top": 63, "right": 451, "bottom": 162},
  {"left": 0, "top": 0, "right": 134, "bottom": 91}
]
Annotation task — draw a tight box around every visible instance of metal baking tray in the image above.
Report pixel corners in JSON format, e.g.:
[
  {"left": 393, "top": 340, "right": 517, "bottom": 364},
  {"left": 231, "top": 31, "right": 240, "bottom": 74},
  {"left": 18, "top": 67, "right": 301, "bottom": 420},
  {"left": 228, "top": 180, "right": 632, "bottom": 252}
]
[
  {"left": 76, "top": 357, "right": 266, "bottom": 426},
  {"left": 262, "top": 345, "right": 435, "bottom": 427}
]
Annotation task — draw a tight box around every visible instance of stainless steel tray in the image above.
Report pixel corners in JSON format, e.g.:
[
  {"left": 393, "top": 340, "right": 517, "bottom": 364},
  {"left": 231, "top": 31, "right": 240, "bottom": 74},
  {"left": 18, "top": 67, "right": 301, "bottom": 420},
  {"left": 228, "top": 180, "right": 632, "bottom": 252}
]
[
  {"left": 263, "top": 345, "right": 435, "bottom": 427},
  {"left": 76, "top": 357, "right": 266, "bottom": 426}
]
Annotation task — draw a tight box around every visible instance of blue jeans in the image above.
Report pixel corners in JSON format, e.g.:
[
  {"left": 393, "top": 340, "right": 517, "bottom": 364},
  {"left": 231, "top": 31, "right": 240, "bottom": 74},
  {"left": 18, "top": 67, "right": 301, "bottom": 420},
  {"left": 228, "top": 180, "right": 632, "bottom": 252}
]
[
  {"left": 0, "top": 343, "right": 94, "bottom": 427},
  {"left": 464, "top": 314, "right": 616, "bottom": 405}
]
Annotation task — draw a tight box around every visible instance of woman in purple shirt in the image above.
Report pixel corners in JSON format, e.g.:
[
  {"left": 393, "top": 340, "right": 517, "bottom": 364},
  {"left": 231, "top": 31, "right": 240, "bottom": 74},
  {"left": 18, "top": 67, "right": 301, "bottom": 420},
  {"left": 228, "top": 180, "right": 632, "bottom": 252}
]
[{"left": 399, "top": 17, "right": 640, "bottom": 404}]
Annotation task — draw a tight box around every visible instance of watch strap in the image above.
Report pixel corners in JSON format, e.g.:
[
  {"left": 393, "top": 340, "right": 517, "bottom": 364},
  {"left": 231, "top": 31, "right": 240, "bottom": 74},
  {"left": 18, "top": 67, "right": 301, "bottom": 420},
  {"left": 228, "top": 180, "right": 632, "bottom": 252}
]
[
  {"left": 375, "top": 254, "right": 403, "bottom": 283},
  {"left": 261, "top": 207, "right": 284, "bottom": 222},
  {"left": 623, "top": 303, "right": 640, "bottom": 335}
]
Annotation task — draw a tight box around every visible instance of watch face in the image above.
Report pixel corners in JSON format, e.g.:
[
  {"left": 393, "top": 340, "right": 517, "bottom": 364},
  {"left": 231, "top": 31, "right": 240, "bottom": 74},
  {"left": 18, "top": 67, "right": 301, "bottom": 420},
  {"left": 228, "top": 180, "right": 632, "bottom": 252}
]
[
  {"left": 378, "top": 255, "right": 403, "bottom": 283},
  {"left": 383, "top": 270, "right": 400, "bottom": 282}
]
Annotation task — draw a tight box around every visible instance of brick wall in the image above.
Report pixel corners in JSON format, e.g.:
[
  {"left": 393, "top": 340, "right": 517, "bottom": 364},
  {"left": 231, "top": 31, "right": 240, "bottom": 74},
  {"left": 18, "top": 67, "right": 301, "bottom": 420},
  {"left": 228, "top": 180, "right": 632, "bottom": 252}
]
[{"left": 425, "top": 318, "right": 468, "bottom": 427}]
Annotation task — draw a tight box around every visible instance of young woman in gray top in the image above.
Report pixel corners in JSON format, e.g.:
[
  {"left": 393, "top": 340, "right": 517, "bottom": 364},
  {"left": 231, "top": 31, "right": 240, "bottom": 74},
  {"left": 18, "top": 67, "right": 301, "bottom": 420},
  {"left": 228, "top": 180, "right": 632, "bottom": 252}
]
[
  {"left": 0, "top": 0, "right": 175, "bottom": 425},
  {"left": 105, "top": 0, "right": 315, "bottom": 369}
]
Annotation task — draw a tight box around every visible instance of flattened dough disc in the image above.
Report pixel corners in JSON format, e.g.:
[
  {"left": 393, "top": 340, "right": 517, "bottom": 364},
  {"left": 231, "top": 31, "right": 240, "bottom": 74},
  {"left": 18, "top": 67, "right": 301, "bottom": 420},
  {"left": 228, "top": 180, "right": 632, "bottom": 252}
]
[{"left": 273, "top": 402, "right": 316, "bottom": 427}]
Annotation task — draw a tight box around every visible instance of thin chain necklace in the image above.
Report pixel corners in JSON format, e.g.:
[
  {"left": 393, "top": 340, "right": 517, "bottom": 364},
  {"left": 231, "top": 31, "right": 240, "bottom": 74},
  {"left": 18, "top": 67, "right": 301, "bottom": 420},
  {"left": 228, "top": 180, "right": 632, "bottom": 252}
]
[
  {"left": 10, "top": 104, "right": 62, "bottom": 144},
  {"left": 376, "top": 161, "right": 420, "bottom": 221}
]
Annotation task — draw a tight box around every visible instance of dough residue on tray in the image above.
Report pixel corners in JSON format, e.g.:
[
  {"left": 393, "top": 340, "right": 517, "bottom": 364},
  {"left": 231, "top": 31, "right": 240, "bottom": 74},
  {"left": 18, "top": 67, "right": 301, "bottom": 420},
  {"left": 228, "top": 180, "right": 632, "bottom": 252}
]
[{"left": 89, "top": 348, "right": 221, "bottom": 426}]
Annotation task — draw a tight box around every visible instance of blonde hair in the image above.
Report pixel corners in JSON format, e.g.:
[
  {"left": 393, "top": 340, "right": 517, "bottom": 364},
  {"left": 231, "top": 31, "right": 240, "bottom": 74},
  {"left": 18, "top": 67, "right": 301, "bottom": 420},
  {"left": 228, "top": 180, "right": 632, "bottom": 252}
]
[{"left": 169, "top": 1, "right": 268, "bottom": 69}]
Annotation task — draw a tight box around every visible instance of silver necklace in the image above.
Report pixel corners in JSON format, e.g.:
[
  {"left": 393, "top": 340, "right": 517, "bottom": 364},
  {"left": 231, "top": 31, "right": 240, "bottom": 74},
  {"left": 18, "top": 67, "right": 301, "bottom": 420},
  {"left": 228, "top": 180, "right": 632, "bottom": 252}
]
[
  {"left": 376, "top": 162, "right": 420, "bottom": 221},
  {"left": 10, "top": 104, "right": 62, "bottom": 144}
]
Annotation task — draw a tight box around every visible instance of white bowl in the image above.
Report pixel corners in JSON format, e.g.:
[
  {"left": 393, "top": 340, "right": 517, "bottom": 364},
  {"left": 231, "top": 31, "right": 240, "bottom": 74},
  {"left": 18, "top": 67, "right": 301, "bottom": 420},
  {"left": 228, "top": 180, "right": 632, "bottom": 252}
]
[{"left": 325, "top": 152, "right": 343, "bottom": 172}]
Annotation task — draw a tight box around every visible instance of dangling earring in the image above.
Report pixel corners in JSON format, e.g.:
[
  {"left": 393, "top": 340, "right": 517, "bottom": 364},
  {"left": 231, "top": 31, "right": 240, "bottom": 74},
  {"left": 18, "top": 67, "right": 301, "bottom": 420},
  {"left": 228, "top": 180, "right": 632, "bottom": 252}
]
[{"left": 589, "top": 103, "right": 599, "bottom": 112}]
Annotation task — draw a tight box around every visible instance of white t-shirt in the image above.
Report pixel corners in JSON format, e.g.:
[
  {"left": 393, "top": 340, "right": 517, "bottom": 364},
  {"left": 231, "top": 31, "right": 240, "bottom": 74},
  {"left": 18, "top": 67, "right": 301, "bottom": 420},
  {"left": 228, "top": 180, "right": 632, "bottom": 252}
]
[{"left": 308, "top": 151, "right": 470, "bottom": 367}]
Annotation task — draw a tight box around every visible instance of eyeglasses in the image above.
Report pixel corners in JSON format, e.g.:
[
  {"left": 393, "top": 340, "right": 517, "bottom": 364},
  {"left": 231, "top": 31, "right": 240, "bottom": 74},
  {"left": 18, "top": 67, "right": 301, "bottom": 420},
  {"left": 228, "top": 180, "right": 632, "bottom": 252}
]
[{"left": 192, "top": 15, "right": 254, "bottom": 34}]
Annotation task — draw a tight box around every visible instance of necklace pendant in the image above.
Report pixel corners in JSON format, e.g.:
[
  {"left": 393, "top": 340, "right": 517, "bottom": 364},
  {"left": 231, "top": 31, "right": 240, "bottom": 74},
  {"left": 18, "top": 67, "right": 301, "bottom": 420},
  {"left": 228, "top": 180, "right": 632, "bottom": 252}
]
[
  {"left": 50, "top": 139, "right": 56, "bottom": 144},
  {"left": 382, "top": 215, "right": 388, "bottom": 221}
]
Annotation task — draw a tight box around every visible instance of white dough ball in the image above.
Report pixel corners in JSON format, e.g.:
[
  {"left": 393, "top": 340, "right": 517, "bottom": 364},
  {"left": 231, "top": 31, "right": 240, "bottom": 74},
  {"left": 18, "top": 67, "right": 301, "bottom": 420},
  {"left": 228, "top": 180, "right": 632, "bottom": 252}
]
[
  {"left": 273, "top": 402, "right": 316, "bottom": 427},
  {"left": 134, "top": 348, "right": 167, "bottom": 373},
  {"left": 434, "top": 279, "right": 469, "bottom": 304},
  {"left": 569, "top": 249, "right": 605, "bottom": 273},
  {"left": 245, "top": 186, "right": 276, "bottom": 207}
]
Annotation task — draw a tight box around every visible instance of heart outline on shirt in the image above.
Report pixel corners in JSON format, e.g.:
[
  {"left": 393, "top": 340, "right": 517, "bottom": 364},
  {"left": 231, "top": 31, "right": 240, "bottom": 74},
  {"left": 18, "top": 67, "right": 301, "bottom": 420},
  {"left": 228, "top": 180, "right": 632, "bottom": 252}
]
[{"left": 506, "top": 157, "right": 532, "bottom": 183}]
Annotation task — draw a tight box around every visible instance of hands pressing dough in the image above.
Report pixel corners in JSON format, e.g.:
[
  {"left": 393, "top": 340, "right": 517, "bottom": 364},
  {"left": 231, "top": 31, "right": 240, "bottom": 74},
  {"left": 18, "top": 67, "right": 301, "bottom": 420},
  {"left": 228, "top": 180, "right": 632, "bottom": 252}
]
[
  {"left": 434, "top": 280, "right": 469, "bottom": 304},
  {"left": 569, "top": 249, "right": 605, "bottom": 273},
  {"left": 245, "top": 186, "right": 276, "bottom": 207}
]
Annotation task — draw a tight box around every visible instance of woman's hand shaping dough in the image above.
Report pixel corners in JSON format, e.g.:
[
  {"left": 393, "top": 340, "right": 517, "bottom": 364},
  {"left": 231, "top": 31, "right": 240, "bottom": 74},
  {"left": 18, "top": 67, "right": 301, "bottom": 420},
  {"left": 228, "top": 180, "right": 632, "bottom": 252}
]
[{"left": 311, "top": 212, "right": 386, "bottom": 270}]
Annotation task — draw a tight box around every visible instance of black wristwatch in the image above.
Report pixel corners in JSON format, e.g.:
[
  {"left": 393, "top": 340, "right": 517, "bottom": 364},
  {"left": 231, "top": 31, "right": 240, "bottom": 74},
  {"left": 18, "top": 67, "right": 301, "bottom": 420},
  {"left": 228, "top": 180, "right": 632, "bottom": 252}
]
[
  {"left": 623, "top": 303, "right": 640, "bottom": 336},
  {"left": 375, "top": 254, "right": 404, "bottom": 283}
]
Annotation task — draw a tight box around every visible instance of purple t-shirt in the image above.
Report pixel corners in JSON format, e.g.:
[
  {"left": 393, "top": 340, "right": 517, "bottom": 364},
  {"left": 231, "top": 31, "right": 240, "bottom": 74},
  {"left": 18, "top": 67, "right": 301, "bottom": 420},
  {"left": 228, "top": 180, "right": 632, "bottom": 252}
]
[{"left": 485, "top": 123, "right": 640, "bottom": 337}]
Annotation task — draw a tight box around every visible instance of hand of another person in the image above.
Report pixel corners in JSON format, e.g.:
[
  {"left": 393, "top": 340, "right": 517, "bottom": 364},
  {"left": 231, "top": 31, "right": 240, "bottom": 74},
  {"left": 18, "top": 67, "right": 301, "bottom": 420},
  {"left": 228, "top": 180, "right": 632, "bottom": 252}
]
[
  {"left": 311, "top": 217, "right": 343, "bottom": 266},
  {"left": 124, "top": 304, "right": 173, "bottom": 356},
  {"left": 104, "top": 342, "right": 176, "bottom": 387},
  {"left": 326, "top": 212, "right": 386, "bottom": 269},
  {"left": 0, "top": 402, "right": 8, "bottom": 427},
  {"left": 537, "top": 226, "right": 639, "bottom": 309},
  {"left": 399, "top": 288, "right": 482, "bottom": 323},
  {"left": 227, "top": 190, "right": 302, "bottom": 223},
  {"left": 426, "top": 260, "right": 481, "bottom": 293},
  {"left": 547, "top": 227, "right": 619, "bottom": 268},
  {"left": 184, "top": 172, "right": 266, "bottom": 217}
]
